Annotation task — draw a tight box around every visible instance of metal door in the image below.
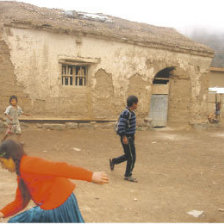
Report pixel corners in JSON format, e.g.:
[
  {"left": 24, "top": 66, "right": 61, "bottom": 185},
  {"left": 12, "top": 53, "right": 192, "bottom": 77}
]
[{"left": 149, "top": 94, "right": 168, "bottom": 127}]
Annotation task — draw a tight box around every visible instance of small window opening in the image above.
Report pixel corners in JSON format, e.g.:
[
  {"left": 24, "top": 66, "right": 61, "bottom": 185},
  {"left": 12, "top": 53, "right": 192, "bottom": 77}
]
[{"left": 61, "top": 64, "right": 88, "bottom": 86}]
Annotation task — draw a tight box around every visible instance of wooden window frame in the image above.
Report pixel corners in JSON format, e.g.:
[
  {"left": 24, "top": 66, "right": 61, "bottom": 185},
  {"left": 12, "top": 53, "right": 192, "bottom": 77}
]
[{"left": 61, "top": 64, "right": 88, "bottom": 87}]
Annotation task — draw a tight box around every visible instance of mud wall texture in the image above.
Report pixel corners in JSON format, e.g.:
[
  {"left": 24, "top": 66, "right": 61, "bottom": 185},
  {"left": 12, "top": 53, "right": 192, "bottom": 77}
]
[
  {"left": 0, "top": 26, "right": 32, "bottom": 116},
  {"left": 168, "top": 66, "right": 209, "bottom": 125},
  {"left": 0, "top": 27, "right": 212, "bottom": 125},
  {"left": 92, "top": 69, "right": 115, "bottom": 118},
  {"left": 209, "top": 70, "right": 224, "bottom": 87}
]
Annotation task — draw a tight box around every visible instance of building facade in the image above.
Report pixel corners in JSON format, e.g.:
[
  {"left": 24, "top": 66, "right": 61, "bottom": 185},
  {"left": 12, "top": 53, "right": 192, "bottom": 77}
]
[{"left": 0, "top": 2, "right": 214, "bottom": 127}]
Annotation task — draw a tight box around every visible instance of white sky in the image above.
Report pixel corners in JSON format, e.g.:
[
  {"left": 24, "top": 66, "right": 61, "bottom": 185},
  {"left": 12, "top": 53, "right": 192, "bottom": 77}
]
[{"left": 3, "top": 0, "right": 224, "bottom": 34}]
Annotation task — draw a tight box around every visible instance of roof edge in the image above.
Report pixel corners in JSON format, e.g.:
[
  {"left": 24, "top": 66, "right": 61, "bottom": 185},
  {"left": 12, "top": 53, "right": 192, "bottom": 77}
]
[{"left": 3, "top": 22, "right": 214, "bottom": 58}]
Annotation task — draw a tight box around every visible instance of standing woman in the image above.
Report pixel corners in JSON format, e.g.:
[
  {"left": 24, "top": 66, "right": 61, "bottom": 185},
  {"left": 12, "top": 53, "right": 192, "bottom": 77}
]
[{"left": 0, "top": 140, "right": 109, "bottom": 223}]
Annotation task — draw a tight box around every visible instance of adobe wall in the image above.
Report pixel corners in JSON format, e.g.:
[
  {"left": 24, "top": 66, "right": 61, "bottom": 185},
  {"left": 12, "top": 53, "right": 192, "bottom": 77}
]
[
  {"left": 0, "top": 25, "right": 32, "bottom": 116},
  {"left": 0, "top": 27, "right": 212, "bottom": 125},
  {"left": 209, "top": 70, "right": 224, "bottom": 87}
]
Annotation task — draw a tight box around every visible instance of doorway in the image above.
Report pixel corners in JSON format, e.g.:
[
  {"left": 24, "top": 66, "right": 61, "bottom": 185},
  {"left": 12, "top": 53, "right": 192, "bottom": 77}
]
[
  {"left": 149, "top": 94, "right": 168, "bottom": 127},
  {"left": 149, "top": 67, "right": 175, "bottom": 127}
]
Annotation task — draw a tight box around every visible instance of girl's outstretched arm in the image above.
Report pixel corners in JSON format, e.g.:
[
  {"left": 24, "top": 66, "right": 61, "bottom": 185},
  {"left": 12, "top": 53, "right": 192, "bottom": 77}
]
[
  {"left": 21, "top": 156, "right": 109, "bottom": 183},
  {"left": 21, "top": 156, "right": 101, "bottom": 182}
]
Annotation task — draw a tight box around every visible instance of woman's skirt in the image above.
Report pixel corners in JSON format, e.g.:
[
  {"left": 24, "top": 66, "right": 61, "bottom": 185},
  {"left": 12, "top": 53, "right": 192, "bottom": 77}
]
[{"left": 8, "top": 193, "right": 84, "bottom": 223}]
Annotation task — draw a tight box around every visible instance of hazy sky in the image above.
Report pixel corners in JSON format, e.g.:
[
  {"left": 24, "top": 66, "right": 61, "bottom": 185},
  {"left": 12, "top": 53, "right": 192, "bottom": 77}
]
[{"left": 5, "top": 0, "right": 224, "bottom": 34}]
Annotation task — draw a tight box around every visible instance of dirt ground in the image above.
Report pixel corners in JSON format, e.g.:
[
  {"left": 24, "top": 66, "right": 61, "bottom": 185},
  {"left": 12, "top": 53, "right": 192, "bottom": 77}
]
[{"left": 1, "top": 124, "right": 224, "bottom": 222}]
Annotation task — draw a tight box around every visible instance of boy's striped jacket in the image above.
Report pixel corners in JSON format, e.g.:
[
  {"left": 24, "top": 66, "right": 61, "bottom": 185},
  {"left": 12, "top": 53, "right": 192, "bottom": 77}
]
[{"left": 117, "top": 108, "right": 136, "bottom": 136}]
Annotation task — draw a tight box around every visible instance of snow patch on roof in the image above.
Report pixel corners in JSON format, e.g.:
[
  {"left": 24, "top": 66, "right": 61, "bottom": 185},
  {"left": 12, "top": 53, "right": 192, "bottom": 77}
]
[{"left": 64, "top": 11, "right": 113, "bottom": 23}]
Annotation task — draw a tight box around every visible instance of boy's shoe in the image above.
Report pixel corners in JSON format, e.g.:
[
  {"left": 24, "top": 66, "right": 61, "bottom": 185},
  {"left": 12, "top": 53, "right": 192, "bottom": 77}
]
[
  {"left": 124, "top": 176, "right": 138, "bottom": 183},
  {"left": 109, "top": 159, "right": 114, "bottom": 171}
]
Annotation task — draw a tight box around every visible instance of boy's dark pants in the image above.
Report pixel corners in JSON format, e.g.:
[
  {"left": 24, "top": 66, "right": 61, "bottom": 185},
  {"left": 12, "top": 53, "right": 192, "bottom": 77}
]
[{"left": 112, "top": 135, "right": 136, "bottom": 177}]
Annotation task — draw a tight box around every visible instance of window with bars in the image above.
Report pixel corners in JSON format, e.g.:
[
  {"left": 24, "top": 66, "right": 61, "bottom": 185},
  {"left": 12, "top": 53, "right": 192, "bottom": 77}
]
[{"left": 61, "top": 64, "right": 88, "bottom": 86}]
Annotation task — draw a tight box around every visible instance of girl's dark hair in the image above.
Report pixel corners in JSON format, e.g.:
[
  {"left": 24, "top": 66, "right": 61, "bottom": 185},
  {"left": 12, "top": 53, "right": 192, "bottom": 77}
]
[
  {"left": 9, "top": 95, "right": 18, "bottom": 104},
  {"left": 0, "top": 140, "right": 31, "bottom": 206},
  {"left": 127, "top": 95, "right": 138, "bottom": 107}
]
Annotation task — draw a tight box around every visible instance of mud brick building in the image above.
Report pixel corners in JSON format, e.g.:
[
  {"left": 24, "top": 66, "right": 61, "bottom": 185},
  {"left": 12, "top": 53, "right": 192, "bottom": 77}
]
[{"left": 0, "top": 2, "right": 214, "bottom": 127}]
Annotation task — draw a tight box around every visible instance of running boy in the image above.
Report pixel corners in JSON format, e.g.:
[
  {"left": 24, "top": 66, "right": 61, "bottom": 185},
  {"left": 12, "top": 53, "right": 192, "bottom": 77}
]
[
  {"left": 110, "top": 95, "right": 138, "bottom": 182},
  {"left": 2, "top": 95, "right": 29, "bottom": 142}
]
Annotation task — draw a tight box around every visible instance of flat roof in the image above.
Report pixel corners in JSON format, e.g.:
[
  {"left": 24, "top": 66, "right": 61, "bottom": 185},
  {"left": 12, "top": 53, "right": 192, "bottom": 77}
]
[{"left": 0, "top": 1, "right": 214, "bottom": 57}]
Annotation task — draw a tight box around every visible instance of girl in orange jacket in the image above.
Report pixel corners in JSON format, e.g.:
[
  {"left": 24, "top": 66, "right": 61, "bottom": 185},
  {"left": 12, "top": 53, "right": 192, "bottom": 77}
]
[{"left": 0, "top": 139, "right": 109, "bottom": 222}]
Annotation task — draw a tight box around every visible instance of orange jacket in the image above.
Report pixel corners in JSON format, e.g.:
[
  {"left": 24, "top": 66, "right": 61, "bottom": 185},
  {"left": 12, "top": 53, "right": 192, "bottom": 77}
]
[{"left": 0, "top": 155, "right": 93, "bottom": 218}]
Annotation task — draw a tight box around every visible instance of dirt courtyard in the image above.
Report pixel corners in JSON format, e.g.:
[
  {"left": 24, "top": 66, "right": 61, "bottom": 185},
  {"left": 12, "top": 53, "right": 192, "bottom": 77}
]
[{"left": 1, "top": 125, "right": 224, "bottom": 222}]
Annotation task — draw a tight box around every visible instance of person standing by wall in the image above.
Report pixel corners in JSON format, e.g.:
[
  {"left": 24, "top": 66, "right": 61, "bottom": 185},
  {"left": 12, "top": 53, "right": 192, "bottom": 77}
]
[
  {"left": 2, "top": 95, "right": 29, "bottom": 142},
  {"left": 215, "top": 101, "right": 221, "bottom": 120}
]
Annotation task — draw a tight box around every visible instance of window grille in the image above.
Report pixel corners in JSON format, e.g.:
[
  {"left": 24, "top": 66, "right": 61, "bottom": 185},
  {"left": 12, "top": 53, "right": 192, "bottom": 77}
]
[{"left": 61, "top": 64, "right": 88, "bottom": 86}]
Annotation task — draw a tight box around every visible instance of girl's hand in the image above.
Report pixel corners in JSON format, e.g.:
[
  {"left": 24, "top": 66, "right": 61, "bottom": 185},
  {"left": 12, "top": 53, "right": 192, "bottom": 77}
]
[
  {"left": 92, "top": 172, "right": 109, "bottom": 184},
  {"left": 0, "top": 212, "right": 4, "bottom": 218}
]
